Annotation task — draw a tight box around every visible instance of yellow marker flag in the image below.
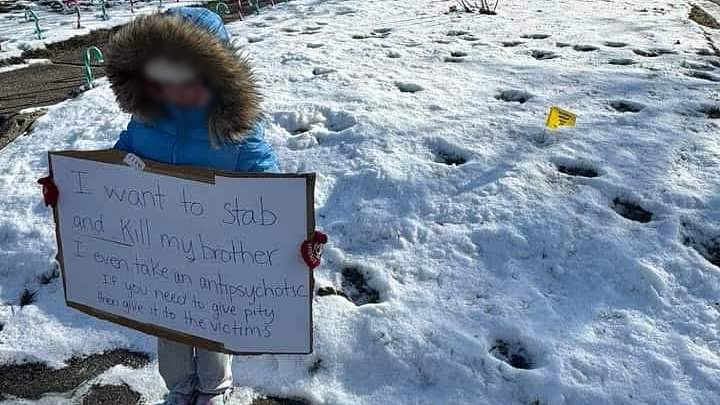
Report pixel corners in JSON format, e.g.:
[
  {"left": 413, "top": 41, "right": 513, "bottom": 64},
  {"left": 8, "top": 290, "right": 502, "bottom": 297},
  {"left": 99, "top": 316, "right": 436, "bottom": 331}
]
[{"left": 545, "top": 106, "right": 577, "bottom": 129}]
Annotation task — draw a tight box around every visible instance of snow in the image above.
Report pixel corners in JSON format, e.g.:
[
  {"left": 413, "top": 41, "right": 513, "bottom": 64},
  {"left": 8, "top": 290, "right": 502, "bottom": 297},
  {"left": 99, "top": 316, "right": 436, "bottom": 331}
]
[
  {"left": 0, "top": 0, "right": 198, "bottom": 60},
  {"left": 2, "top": 0, "right": 720, "bottom": 404}
]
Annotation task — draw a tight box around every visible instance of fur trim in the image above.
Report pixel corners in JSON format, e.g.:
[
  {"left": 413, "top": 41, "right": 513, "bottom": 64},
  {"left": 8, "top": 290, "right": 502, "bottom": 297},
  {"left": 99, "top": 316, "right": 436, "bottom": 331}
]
[{"left": 106, "top": 13, "right": 261, "bottom": 144}]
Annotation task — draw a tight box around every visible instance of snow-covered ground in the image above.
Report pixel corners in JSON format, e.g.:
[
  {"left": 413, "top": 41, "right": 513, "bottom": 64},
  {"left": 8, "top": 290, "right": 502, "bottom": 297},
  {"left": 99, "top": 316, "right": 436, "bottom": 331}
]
[
  {"left": 2, "top": 0, "right": 720, "bottom": 403},
  {"left": 0, "top": 0, "right": 197, "bottom": 60}
]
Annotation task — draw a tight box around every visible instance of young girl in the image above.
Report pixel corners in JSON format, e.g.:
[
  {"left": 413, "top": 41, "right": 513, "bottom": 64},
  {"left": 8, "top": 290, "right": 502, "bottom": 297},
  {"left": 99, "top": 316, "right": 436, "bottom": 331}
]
[{"left": 106, "top": 7, "right": 278, "bottom": 405}]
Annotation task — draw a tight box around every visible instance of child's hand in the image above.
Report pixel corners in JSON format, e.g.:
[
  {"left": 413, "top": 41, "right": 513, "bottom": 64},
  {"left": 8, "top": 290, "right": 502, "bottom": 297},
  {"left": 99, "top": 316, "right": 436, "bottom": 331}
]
[
  {"left": 37, "top": 176, "right": 59, "bottom": 207},
  {"left": 300, "top": 230, "right": 328, "bottom": 270}
]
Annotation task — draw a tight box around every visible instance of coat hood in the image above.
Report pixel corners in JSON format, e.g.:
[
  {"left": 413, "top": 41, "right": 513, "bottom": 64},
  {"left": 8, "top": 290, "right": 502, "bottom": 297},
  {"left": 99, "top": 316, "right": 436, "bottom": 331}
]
[{"left": 106, "top": 8, "right": 261, "bottom": 144}]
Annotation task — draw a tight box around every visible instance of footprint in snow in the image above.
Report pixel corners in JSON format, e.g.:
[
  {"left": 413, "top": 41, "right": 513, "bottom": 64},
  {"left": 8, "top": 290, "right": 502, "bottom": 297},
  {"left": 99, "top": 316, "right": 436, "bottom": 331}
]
[
  {"left": 429, "top": 139, "right": 471, "bottom": 166},
  {"left": 633, "top": 48, "right": 677, "bottom": 57},
  {"left": 608, "top": 58, "right": 637, "bottom": 66},
  {"left": 445, "top": 50, "right": 468, "bottom": 62},
  {"left": 699, "top": 105, "right": 720, "bottom": 119},
  {"left": 555, "top": 162, "right": 599, "bottom": 178},
  {"left": 556, "top": 42, "right": 572, "bottom": 48},
  {"left": 403, "top": 41, "right": 423, "bottom": 48},
  {"left": 521, "top": 33, "right": 551, "bottom": 39},
  {"left": 312, "top": 66, "right": 336, "bottom": 76},
  {"left": 681, "top": 61, "right": 715, "bottom": 71},
  {"left": 251, "top": 396, "right": 312, "bottom": 405},
  {"left": 281, "top": 27, "right": 300, "bottom": 33},
  {"left": 612, "top": 198, "right": 653, "bottom": 223},
  {"left": 495, "top": 89, "right": 533, "bottom": 104},
  {"left": 681, "top": 221, "right": 720, "bottom": 268},
  {"left": 603, "top": 41, "right": 627, "bottom": 48},
  {"left": 387, "top": 50, "right": 401, "bottom": 58},
  {"left": 395, "top": 81, "right": 424, "bottom": 93},
  {"left": 462, "top": 35, "right": 481, "bottom": 42},
  {"left": 273, "top": 107, "right": 357, "bottom": 139},
  {"left": 247, "top": 36, "right": 264, "bottom": 43},
  {"left": 301, "top": 27, "right": 322, "bottom": 35},
  {"left": 531, "top": 50, "right": 559, "bottom": 60},
  {"left": 697, "top": 48, "right": 715, "bottom": 56},
  {"left": 502, "top": 40, "right": 524, "bottom": 47},
  {"left": 706, "top": 59, "right": 720, "bottom": 68},
  {"left": 573, "top": 44, "right": 599, "bottom": 52},
  {"left": 307, "top": 43, "right": 324, "bottom": 48},
  {"left": 489, "top": 339, "right": 537, "bottom": 370},
  {"left": 318, "top": 267, "right": 381, "bottom": 306},
  {"left": 610, "top": 100, "right": 645, "bottom": 113},
  {"left": 335, "top": 8, "right": 356, "bottom": 15},
  {"left": 447, "top": 29, "right": 470, "bottom": 37},
  {"left": 685, "top": 70, "right": 720, "bottom": 82}
]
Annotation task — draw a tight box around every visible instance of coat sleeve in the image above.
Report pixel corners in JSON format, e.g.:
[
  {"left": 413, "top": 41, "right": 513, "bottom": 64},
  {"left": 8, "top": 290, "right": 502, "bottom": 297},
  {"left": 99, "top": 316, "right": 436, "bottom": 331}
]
[
  {"left": 237, "top": 123, "right": 280, "bottom": 173},
  {"left": 113, "top": 120, "right": 137, "bottom": 152}
]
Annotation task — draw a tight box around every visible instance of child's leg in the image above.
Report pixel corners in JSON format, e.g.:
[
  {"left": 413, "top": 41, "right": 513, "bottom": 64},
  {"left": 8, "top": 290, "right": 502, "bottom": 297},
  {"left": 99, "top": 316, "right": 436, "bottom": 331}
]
[
  {"left": 157, "top": 338, "right": 196, "bottom": 394},
  {"left": 195, "top": 349, "right": 233, "bottom": 394}
]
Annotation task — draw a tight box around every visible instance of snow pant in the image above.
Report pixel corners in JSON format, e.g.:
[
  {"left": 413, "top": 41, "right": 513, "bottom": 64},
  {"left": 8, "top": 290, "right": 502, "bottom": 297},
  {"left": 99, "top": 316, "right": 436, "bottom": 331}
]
[{"left": 157, "top": 338, "right": 233, "bottom": 395}]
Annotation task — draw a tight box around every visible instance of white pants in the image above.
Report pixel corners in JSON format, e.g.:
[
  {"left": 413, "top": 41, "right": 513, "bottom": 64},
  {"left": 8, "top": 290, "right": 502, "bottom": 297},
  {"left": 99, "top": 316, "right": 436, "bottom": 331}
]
[{"left": 158, "top": 338, "right": 233, "bottom": 395}]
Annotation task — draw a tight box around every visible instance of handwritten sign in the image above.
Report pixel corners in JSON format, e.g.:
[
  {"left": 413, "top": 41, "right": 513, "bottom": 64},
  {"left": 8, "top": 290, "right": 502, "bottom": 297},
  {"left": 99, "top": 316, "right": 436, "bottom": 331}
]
[{"left": 48, "top": 150, "right": 315, "bottom": 354}]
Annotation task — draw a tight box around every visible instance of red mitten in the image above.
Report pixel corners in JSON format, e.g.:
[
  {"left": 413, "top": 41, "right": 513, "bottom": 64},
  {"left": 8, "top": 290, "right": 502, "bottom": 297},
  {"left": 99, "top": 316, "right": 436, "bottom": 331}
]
[
  {"left": 37, "top": 176, "right": 59, "bottom": 207},
  {"left": 300, "top": 230, "right": 328, "bottom": 270}
]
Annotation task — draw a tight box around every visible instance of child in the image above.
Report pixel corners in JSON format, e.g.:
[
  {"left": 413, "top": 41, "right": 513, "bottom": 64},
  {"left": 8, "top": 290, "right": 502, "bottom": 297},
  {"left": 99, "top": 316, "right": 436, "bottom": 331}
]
[{"left": 106, "top": 7, "right": 278, "bottom": 405}]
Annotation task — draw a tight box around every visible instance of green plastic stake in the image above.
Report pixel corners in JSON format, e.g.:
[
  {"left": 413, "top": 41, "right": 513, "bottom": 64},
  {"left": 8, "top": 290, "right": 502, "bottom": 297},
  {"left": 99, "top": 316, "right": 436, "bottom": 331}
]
[
  {"left": 24, "top": 9, "right": 42, "bottom": 40},
  {"left": 95, "top": 0, "right": 107, "bottom": 20},
  {"left": 83, "top": 46, "right": 104, "bottom": 88},
  {"left": 214, "top": 1, "right": 230, "bottom": 16}
]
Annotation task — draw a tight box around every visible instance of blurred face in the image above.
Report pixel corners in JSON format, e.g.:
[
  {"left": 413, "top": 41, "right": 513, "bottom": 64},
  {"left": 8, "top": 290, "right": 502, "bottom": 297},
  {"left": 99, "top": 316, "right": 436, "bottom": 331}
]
[{"left": 147, "top": 80, "right": 210, "bottom": 108}]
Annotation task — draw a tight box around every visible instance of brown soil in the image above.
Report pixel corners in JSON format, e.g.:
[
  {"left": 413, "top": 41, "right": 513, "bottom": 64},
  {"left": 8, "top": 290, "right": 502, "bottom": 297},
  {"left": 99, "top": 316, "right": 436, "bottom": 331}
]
[
  {"left": 0, "top": 349, "right": 150, "bottom": 400},
  {"left": 81, "top": 383, "right": 143, "bottom": 405}
]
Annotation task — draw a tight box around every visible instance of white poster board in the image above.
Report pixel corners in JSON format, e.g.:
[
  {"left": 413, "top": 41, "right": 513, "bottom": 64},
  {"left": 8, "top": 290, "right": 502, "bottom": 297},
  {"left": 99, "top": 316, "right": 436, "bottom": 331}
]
[{"left": 48, "top": 150, "right": 315, "bottom": 354}]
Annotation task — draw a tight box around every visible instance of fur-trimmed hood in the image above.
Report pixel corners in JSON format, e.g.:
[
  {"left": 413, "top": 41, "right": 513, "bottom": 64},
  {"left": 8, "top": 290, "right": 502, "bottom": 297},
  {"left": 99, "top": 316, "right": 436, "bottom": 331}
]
[{"left": 106, "top": 9, "right": 261, "bottom": 144}]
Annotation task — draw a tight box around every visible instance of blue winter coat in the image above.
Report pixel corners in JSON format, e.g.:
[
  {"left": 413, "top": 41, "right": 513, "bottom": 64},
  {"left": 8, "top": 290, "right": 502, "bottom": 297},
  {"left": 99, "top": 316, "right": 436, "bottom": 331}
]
[
  {"left": 108, "top": 7, "right": 277, "bottom": 172},
  {"left": 114, "top": 108, "right": 279, "bottom": 172}
]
